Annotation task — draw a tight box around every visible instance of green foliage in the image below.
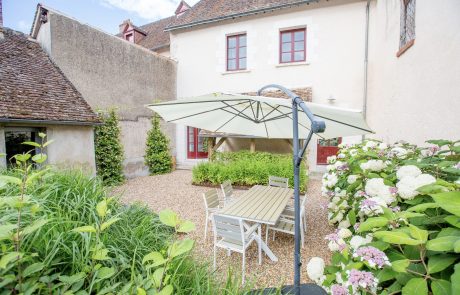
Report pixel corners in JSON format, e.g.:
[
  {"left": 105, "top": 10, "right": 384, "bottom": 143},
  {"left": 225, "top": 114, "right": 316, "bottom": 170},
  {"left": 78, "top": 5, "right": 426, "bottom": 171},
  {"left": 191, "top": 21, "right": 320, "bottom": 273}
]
[
  {"left": 316, "top": 139, "right": 460, "bottom": 295},
  {"left": 94, "top": 109, "right": 125, "bottom": 185},
  {"left": 192, "top": 150, "right": 307, "bottom": 191},
  {"left": 145, "top": 114, "right": 173, "bottom": 175},
  {"left": 0, "top": 137, "right": 258, "bottom": 294}
]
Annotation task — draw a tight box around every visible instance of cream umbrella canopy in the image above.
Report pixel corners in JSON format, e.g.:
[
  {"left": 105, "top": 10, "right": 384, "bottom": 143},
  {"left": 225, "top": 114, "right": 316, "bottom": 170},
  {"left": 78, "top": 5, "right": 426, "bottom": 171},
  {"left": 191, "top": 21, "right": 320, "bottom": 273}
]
[
  {"left": 147, "top": 92, "right": 372, "bottom": 140},
  {"left": 147, "top": 85, "right": 372, "bottom": 295}
]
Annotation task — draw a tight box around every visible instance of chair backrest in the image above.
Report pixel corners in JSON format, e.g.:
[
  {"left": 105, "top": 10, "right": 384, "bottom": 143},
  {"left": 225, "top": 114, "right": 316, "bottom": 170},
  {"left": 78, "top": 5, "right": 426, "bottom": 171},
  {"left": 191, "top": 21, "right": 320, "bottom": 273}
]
[
  {"left": 203, "top": 189, "right": 220, "bottom": 210},
  {"left": 212, "top": 214, "right": 244, "bottom": 245},
  {"left": 221, "top": 180, "right": 234, "bottom": 199},
  {"left": 268, "top": 176, "right": 289, "bottom": 188}
]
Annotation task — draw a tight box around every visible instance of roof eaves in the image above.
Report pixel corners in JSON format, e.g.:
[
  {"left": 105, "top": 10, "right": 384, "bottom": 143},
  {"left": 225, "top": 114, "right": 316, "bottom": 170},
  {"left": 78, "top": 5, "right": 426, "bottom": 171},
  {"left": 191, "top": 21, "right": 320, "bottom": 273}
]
[
  {"left": 165, "top": 0, "right": 317, "bottom": 31},
  {"left": 0, "top": 118, "right": 102, "bottom": 126}
]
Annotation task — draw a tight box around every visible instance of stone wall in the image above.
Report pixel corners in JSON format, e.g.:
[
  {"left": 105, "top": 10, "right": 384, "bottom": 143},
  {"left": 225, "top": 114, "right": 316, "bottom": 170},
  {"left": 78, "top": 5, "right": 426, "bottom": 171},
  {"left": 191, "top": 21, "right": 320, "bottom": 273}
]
[{"left": 35, "top": 11, "right": 177, "bottom": 177}]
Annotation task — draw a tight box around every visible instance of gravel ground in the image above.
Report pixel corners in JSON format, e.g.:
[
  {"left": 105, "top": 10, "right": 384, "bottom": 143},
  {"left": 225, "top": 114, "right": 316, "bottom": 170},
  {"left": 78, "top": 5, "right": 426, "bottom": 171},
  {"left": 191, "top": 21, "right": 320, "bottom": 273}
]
[{"left": 113, "top": 170, "right": 334, "bottom": 288}]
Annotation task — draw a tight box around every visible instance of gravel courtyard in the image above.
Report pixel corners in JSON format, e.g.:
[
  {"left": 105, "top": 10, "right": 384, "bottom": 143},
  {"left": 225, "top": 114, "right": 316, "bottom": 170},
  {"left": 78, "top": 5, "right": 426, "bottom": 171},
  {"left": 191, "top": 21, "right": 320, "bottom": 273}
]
[{"left": 113, "top": 170, "right": 333, "bottom": 288}]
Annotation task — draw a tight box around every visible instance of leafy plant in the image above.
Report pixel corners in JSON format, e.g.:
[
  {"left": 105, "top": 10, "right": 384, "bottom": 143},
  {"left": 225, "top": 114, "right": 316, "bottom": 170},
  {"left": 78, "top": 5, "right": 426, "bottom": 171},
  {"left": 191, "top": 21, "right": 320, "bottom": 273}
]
[
  {"left": 145, "top": 113, "right": 173, "bottom": 175},
  {"left": 306, "top": 139, "right": 460, "bottom": 295},
  {"left": 94, "top": 109, "right": 125, "bottom": 185},
  {"left": 192, "top": 151, "right": 307, "bottom": 191}
]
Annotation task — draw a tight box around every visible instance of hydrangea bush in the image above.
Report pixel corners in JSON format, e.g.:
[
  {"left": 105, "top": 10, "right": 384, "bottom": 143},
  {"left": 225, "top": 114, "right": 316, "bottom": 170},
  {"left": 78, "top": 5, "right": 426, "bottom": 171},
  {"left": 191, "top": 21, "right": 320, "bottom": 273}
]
[{"left": 307, "top": 139, "right": 460, "bottom": 295}]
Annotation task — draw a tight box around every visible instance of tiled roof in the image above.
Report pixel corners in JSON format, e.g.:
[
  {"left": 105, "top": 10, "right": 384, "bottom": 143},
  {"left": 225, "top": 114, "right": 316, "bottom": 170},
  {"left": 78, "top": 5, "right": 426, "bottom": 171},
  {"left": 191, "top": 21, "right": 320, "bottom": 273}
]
[
  {"left": 166, "top": 0, "right": 316, "bottom": 30},
  {"left": 244, "top": 87, "right": 312, "bottom": 102},
  {"left": 137, "top": 16, "right": 175, "bottom": 50},
  {"left": 0, "top": 27, "right": 100, "bottom": 124}
]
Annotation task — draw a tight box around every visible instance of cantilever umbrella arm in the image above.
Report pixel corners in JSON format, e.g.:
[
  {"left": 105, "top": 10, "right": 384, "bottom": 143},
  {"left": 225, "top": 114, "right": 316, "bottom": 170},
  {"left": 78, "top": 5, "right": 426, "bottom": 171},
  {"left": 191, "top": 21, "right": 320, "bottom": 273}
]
[{"left": 257, "top": 84, "right": 326, "bottom": 295}]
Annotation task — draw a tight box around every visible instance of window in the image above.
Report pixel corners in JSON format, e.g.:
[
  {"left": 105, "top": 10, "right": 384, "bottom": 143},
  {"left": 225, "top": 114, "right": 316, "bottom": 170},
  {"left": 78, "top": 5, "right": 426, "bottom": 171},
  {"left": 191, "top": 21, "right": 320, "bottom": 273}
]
[
  {"left": 280, "top": 28, "right": 306, "bottom": 63},
  {"left": 399, "top": 0, "right": 416, "bottom": 49},
  {"left": 226, "top": 34, "right": 246, "bottom": 71},
  {"left": 4, "top": 127, "right": 40, "bottom": 167},
  {"left": 125, "top": 33, "right": 134, "bottom": 43}
]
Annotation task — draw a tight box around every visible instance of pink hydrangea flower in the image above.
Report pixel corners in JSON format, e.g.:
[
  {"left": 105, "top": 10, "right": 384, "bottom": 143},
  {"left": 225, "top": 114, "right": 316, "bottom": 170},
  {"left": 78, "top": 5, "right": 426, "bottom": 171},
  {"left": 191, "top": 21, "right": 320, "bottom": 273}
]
[
  {"left": 331, "top": 284, "right": 349, "bottom": 295},
  {"left": 347, "top": 269, "right": 378, "bottom": 291},
  {"left": 353, "top": 246, "right": 391, "bottom": 269}
]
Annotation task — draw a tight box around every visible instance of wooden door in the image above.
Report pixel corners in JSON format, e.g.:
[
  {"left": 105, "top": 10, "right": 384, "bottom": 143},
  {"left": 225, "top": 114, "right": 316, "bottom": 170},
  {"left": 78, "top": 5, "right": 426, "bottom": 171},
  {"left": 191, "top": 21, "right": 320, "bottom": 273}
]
[
  {"left": 317, "top": 137, "right": 342, "bottom": 165},
  {"left": 187, "top": 127, "right": 208, "bottom": 159}
]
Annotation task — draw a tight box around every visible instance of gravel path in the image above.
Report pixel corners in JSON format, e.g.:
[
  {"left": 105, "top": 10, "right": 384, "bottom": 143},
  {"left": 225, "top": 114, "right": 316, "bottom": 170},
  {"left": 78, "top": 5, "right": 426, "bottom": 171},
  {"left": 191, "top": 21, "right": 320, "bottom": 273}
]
[{"left": 113, "top": 170, "right": 333, "bottom": 288}]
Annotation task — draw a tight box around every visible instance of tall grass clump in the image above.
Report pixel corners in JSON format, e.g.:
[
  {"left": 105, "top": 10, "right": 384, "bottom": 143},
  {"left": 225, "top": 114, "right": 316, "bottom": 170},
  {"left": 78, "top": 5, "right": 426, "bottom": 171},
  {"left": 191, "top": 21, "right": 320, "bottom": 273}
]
[
  {"left": 0, "top": 136, "right": 263, "bottom": 294},
  {"left": 192, "top": 151, "right": 307, "bottom": 191}
]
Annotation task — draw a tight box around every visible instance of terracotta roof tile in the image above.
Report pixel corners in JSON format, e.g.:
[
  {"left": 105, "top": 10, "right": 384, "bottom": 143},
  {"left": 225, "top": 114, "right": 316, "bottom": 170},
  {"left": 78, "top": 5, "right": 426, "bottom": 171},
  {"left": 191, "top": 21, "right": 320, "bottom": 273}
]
[
  {"left": 137, "top": 16, "right": 175, "bottom": 50},
  {"left": 167, "top": 0, "right": 315, "bottom": 30},
  {"left": 0, "top": 27, "right": 100, "bottom": 124}
]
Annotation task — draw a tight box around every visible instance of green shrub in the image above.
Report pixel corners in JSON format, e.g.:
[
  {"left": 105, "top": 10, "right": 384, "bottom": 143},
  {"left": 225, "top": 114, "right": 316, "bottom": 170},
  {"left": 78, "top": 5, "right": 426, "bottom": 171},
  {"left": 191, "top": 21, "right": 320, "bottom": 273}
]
[
  {"left": 145, "top": 114, "right": 172, "bottom": 174},
  {"left": 94, "top": 109, "right": 125, "bottom": 185},
  {"left": 193, "top": 150, "right": 307, "bottom": 191}
]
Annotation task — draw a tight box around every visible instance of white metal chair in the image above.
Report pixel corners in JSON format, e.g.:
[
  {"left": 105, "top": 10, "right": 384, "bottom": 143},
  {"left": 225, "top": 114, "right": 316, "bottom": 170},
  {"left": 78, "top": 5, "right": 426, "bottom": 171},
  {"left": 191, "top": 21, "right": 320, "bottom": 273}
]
[
  {"left": 220, "top": 180, "right": 234, "bottom": 205},
  {"left": 282, "top": 195, "right": 307, "bottom": 233},
  {"left": 268, "top": 176, "right": 289, "bottom": 188},
  {"left": 203, "top": 189, "right": 222, "bottom": 240},
  {"left": 266, "top": 195, "right": 308, "bottom": 247},
  {"left": 212, "top": 214, "right": 261, "bottom": 284}
]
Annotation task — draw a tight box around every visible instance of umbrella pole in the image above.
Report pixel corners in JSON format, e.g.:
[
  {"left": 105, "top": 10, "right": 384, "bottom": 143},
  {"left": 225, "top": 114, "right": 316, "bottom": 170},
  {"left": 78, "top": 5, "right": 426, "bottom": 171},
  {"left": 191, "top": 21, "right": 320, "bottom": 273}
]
[{"left": 257, "top": 84, "right": 325, "bottom": 295}]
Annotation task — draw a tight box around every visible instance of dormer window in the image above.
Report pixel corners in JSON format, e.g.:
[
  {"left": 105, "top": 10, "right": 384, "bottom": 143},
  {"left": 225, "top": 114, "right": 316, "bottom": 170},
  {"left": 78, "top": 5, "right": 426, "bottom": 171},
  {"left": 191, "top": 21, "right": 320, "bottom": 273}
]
[{"left": 125, "top": 33, "right": 134, "bottom": 43}]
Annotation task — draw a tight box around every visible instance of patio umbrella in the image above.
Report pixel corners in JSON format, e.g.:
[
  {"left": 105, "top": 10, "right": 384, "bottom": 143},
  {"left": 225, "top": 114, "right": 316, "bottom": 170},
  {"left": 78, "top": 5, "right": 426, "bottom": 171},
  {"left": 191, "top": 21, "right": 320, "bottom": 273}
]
[{"left": 147, "top": 84, "right": 373, "bottom": 295}]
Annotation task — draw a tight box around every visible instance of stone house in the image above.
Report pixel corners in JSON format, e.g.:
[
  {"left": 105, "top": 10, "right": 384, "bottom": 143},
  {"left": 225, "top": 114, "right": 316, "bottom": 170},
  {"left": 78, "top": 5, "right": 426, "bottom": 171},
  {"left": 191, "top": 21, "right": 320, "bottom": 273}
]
[
  {"left": 119, "top": 0, "right": 460, "bottom": 171},
  {"left": 0, "top": 27, "right": 100, "bottom": 171}
]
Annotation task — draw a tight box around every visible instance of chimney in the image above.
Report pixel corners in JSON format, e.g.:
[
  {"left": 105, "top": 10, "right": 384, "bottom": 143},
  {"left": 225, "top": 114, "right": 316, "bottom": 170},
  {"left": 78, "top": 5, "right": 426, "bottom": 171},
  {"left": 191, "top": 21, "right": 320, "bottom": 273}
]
[
  {"left": 0, "top": 0, "right": 3, "bottom": 28},
  {"left": 119, "top": 19, "right": 130, "bottom": 34}
]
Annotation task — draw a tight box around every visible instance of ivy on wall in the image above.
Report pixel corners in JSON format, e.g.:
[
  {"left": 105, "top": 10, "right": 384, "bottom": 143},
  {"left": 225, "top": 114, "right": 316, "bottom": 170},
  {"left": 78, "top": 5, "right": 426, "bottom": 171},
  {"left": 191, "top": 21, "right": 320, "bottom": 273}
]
[
  {"left": 145, "top": 113, "right": 172, "bottom": 175},
  {"left": 94, "top": 109, "right": 125, "bottom": 185}
]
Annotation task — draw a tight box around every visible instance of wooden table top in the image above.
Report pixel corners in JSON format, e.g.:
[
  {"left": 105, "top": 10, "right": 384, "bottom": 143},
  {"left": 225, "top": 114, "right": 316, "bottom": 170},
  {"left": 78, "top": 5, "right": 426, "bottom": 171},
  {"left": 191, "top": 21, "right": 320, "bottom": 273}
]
[{"left": 219, "top": 185, "right": 293, "bottom": 225}]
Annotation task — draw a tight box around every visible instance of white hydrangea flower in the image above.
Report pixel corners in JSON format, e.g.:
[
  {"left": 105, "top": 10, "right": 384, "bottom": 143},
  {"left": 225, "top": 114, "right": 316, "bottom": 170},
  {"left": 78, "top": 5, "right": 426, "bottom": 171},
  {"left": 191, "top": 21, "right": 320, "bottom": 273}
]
[
  {"left": 347, "top": 175, "right": 359, "bottom": 184},
  {"left": 396, "top": 165, "right": 422, "bottom": 180},
  {"left": 338, "top": 228, "right": 352, "bottom": 239},
  {"left": 349, "top": 149, "right": 358, "bottom": 157},
  {"left": 365, "top": 178, "right": 395, "bottom": 204},
  {"left": 377, "top": 143, "right": 388, "bottom": 150},
  {"left": 337, "top": 153, "right": 346, "bottom": 159},
  {"left": 391, "top": 147, "right": 408, "bottom": 159},
  {"left": 359, "top": 197, "right": 387, "bottom": 216},
  {"left": 329, "top": 211, "right": 344, "bottom": 223},
  {"left": 365, "top": 141, "right": 379, "bottom": 149},
  {"left": 360, "top": 160, "right": 387, "bottom": 172},
  {"left": 338, "top": 219, "right": 351, "bottom": 229},
  {"left": 396, "top": 174, "right": 436, "bottom": 200},
  {"left": 328, "top": 239, "right": 346, "bottom": 251},
  {"left": 324, "top": 173, "right": 338, "bottom": 188},
  {"left": 306, "top": 257, "right": 325, "bottom": 283},
  {"left": 327, "top": 155, "right": 337, "bottom": 164},
  {"left": 349, "top": 235, "right": 373, "bottom": 249},
  {"left": 326, "top": 164, "right": 335, "bottom": 172}
]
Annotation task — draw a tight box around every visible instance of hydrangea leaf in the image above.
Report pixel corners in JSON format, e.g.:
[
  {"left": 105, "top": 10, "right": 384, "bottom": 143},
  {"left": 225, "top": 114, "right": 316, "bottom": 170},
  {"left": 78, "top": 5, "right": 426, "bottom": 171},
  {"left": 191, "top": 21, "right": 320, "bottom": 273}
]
[
  {"left": 158, "top": 285, "right": 173, "bottom": 295},
  {"left": 168, "top": 239, "right": 194, "bottom": 258},
  {"left": 377, "top": 267, "right": 397, "bottom": 283},
  {"left": 431, "top": 191, "right": 460, "bottom": 217},
  {"left": 451, "top": 263, "right": 460, "bottom": 295},
  {"left": 408, "top": 224, "right": 428, "bottom": 242},
  {"left": 445, "top": 216, "right": 460, "bottom": 228},
  {"left": 407, "top": 203, "right": 439, "bottom": 212},
  {"left": 426, "top": 236, "right": 459, "bottom": 251},
  {"left": 177, "top": 220, "right": 195, "bottom": 233},
  {"left": 401, "top": 278, "right": 427, "bottom": 295},
  {"left": 431, "top": 279, "right": 451, "bottom": 295},
  {"left": 357, "top": 217, "right": 389, "bottom": 233},
  {"left": 427, "top": 255, "right": 457, "bottom": 274},
  {"left": 373, "top": 231, "right": 423, "bottom": 245},
  {"left": 392, "top": 259, "right": 410, "bottom": 273}
]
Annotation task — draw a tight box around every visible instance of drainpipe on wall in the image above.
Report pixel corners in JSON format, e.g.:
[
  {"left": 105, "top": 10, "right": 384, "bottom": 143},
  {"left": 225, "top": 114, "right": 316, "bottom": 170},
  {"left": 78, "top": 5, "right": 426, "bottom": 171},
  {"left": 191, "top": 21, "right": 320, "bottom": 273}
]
[{"left": 362, "top": 0, "right": 371, "bottom": 141}]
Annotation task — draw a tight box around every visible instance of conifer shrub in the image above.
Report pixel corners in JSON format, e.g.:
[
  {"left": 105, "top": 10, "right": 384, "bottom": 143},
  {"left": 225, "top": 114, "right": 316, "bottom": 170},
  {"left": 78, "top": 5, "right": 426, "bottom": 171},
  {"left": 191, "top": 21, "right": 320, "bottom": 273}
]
[
  {"left": 145, "top": 114, "right": 173, "bottom": 174},
  {"left": 94, "top": 109, "right": 125, "bottom": 185}
]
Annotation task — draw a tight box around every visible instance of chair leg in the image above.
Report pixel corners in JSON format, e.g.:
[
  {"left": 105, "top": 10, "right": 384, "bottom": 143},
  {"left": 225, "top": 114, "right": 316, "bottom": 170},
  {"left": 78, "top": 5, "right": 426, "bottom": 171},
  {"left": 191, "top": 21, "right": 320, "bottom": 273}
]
[
  {"left": 242, "top": 251, "right": 246, "bottom": 285},
  {"left": 213, "top": 245, "right": 217, "bottom": 270},
  {"left": 273, "top": 231, "right": 276, "bottom": 241},
  {"left": 265, "top": 226, "right": 269, "bottom": 246},
  {"left": 227, "top": 249, "right": 231, "bottom": 256},
  {"left": 204, "top": 212, "right": 208, "bottom": 240},
  {"left": 258, "top": 226, "right": 262, "bottom": 265}
]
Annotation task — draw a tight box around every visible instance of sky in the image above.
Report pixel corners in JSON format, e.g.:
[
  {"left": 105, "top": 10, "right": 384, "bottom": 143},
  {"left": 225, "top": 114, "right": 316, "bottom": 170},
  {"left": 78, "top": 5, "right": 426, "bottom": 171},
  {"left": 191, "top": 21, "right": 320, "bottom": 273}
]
[{"left": 3, "top": 0, "right": 199, "bottom": 35}]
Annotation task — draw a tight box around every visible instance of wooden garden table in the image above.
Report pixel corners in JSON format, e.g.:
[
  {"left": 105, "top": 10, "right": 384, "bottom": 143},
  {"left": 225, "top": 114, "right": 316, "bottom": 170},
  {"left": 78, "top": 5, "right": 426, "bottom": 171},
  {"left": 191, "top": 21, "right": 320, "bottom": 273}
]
[{"left": 218, "top": 185, "right": 293, "bottom": 262}]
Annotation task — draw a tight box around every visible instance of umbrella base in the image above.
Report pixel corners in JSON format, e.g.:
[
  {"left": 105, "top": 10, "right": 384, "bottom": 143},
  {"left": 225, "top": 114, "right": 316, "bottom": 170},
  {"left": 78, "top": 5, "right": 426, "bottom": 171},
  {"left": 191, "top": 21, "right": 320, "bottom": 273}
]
[{"left": 251, "top": 283, "right": 326, "bottom": 295}]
